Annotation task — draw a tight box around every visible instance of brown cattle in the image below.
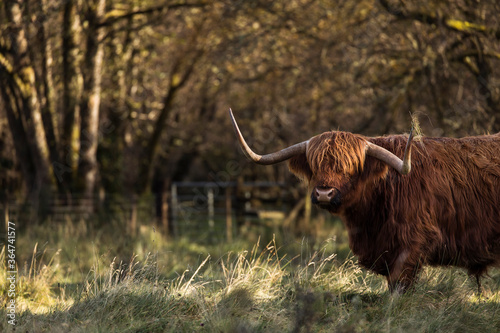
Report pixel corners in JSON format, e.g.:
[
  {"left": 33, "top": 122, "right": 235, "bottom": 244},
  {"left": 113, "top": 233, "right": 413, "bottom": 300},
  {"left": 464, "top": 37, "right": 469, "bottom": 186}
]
[{"left": 230, "top": 109, "right": 500, "bottom": 292}]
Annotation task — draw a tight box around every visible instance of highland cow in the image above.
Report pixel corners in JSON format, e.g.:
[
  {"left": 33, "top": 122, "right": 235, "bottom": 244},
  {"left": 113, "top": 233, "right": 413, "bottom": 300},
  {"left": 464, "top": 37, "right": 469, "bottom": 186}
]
[{"left": 230, "top": 109, "right": 500, "bottom": 292}]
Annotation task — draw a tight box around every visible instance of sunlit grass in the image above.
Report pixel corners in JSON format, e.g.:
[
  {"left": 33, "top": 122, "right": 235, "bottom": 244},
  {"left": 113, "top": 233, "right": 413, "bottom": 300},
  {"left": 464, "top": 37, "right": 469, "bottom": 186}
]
[
  {"left": 0, "top": 243, "right": 73, "bottom": 315},
  {"left": 0, "top": 218, "right": 499, "bottom": 332}
]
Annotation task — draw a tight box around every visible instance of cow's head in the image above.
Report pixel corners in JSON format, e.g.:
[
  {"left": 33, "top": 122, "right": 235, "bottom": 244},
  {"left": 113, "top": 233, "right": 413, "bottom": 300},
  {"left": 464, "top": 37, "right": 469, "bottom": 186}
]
[{"left": 229, "top": 109, "right": 413, "bottom": 213}]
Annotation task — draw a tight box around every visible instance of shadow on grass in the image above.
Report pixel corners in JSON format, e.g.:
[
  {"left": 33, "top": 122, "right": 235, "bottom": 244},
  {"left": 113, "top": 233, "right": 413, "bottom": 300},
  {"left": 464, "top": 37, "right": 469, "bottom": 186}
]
[{"left": 2, "top": 282, "right": 200, "bottom": 333}]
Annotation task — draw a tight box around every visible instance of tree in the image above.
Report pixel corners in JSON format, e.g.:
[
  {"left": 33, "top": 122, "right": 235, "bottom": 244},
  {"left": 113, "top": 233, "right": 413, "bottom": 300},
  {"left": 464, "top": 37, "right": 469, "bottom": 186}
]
[
  {"left": 375, "top": 0, "right": 500, "bottom": 134},
  {"left": 76, "top": 0, "right": 106, "bottom": 207},
  {"left": 0, "top": 0, "right": 499, "bottom": 224},
  {"left": 1, "top": 0, "right": 52, "bottom": 209}
]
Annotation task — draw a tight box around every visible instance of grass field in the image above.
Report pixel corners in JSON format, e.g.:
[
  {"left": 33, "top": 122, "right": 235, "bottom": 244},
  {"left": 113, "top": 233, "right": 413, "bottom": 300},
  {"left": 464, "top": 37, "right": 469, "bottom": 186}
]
[{"left": 1, "top": 218, "right": 499, "bottom": 332}]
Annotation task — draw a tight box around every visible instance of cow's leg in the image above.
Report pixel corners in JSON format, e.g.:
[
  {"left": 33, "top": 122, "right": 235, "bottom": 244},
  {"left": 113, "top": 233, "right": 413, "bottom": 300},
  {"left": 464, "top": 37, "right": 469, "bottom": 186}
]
[
  {"left": 386, "top": 251, "right": 421, "bottom": 293},
  {"left": 475, "top": 274, "right": 482, "bottom": 295},
  {"left": 387, "top": 263, "right": 422, "bottom": 293},
  {"left": 468, "top": 266, "right": 486, "bottom": 295}
]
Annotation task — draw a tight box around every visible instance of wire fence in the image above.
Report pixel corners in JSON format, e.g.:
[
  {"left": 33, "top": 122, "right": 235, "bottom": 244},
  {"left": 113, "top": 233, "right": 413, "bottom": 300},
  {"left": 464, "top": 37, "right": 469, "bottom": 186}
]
[
  {"left": 170, "top": 181, "right": 296, "bottom": 240},
  {"left": 1, "top": 182, "right": 304, "bottom": 240}
]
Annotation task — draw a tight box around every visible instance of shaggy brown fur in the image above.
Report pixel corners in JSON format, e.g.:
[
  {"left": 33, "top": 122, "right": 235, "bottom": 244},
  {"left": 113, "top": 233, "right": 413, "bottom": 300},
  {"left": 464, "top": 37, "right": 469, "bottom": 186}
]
[{"left": 288, "top": 131, "right": 500, "bottom": 292}]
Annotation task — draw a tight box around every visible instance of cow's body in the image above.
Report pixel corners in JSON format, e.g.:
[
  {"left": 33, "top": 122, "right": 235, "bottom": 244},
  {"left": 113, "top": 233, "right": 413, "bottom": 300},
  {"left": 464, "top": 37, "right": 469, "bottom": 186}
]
[
  {"left": 330, "top": 133, "right": 500, "bottom": 291},
  {"left": 230, "top": 109, "right": 500, "bottom": 292}
]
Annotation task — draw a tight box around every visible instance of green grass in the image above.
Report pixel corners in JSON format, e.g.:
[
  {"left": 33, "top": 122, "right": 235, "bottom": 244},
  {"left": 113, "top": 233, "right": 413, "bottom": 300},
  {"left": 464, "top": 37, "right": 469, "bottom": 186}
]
[{"left": 1, "top": 218, "right": 499, "bottom": 332}]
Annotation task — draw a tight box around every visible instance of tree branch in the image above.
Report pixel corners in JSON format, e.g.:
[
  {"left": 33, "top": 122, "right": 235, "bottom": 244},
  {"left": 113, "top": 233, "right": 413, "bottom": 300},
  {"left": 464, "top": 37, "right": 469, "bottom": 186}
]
[
  {"left": 379, "top": 0, "right": 500, "bottom": 39},
  {"left": 450, "top": 50, "right": 500, "bottom": 63},
  {"left": 99, "top": 1, "right": 210, "bottom": 27}
]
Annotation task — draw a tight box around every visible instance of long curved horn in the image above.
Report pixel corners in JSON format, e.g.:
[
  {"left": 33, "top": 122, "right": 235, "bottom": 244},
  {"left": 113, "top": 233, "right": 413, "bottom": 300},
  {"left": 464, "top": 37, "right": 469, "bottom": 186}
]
[
  {"left": 366, "top": 128, "right": 414, "bottom": 175},
  {"left": 229, "top": 108, "right": 308, "bottom": 165}
]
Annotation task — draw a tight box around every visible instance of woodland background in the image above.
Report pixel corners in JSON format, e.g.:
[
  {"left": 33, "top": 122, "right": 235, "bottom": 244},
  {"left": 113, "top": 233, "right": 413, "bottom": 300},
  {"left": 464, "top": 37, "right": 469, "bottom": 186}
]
[
  {"left": 1, "top": 1, "right": 500, "bottom": 331},
  {"left": 1, "top": 0, "right": 500, "bottom": 222}
]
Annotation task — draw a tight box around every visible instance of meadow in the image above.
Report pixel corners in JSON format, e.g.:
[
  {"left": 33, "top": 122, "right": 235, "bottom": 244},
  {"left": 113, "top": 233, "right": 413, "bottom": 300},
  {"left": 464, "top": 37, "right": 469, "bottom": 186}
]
[{"left": 1, "top": 217, "right": 499, "bottom": 333}]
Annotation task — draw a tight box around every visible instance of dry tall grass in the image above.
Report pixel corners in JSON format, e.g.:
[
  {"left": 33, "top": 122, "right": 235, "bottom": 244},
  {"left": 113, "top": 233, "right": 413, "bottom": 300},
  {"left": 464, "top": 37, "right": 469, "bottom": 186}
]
[{"left": 1, "top": 220, "right": 499, "bottom": 332}]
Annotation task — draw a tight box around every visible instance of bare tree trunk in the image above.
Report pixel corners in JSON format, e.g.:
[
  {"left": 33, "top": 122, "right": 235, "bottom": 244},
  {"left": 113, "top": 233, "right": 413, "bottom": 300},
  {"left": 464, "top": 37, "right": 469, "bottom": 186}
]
[
  {"left": 136, "top": 54, "right": 199, "bottom": 194},
  {"left": 77, "top": 0, "right": 106, "bottom": 210},
  {"left": 0, "top": 83, "right": 37, "bottom": 190},
  {"left": 28, "top": 0, "right": 73, "bottom": 200},
  {"left": 99, "top": 8, "right": 137, "bottom": 196},
  {"left": 62, "top": 0, "right": 82, "bottom": 187},
  {"left": 3, "top": 0, "right": 52, "bottom": 205}
]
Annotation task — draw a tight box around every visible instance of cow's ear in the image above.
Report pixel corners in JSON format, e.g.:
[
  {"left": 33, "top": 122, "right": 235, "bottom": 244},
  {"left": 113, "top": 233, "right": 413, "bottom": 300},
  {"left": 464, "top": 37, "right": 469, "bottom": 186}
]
[
  {"left": 288, "top": 154, "right": 312, "bottom": 181},
  {"left": 362, "top": 155, "right": 389, "bottom": 181}
]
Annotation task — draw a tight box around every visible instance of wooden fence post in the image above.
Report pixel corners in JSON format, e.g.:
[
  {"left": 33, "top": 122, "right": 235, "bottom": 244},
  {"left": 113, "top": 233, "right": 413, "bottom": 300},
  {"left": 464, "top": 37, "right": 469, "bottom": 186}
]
[
  {"left": 208, "top": 187, "right": 214, "bottom": 228},
  {"left": 225, "top": 186, "right": 232, "bottom": 242},
  {"left": 171, "top": 183, "right": 178, "bottom": 236},
  {"left": 129, "top": 194, "right": 137, "bottom": 236},
  {"left": 161, "top": 190, "right": 169, "bottom": 237}
]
